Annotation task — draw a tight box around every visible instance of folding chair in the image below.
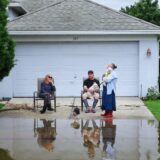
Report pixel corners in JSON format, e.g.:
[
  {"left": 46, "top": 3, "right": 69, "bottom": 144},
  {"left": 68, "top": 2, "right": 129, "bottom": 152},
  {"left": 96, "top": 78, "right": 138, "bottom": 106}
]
[
  {"left": 33, "top": 78, "right": 56, "bottom": 112},
  {"left": 81, "top": 77, "right": 102, "bottom": 111}
]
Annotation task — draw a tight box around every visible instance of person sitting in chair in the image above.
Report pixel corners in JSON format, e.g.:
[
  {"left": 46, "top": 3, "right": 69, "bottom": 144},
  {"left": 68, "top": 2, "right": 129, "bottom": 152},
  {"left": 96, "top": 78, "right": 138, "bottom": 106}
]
[
  {"left": 39, "top": 74, "right": 56, "bottom": 114},
  {"left": 82, "top": 70, "right": 100, "bottom": 113}
]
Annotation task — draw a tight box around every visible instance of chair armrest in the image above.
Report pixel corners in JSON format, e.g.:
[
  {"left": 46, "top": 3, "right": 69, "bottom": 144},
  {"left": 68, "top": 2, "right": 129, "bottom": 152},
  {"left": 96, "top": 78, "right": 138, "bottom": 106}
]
[
  {"left": 51, "top": 91, "right": 56, "bottom": 98},
  {"left": 33, "top": 91, "right": 39, "bottom": 98},
  {"left": 81, "top": 90, "right": 84, "bottom": 96}
]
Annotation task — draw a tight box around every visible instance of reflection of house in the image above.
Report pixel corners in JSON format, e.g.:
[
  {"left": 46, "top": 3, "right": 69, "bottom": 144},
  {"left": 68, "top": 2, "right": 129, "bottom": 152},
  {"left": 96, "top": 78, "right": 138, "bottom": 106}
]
[
  {"left": 115, "top": 119, "right": 159, "bottom": 160},
  {"left": 0, "top": 0, "right": 160, "bottom": 98},
  {"left": 0, "top": 119, "right": 159, "bottom": 159}
]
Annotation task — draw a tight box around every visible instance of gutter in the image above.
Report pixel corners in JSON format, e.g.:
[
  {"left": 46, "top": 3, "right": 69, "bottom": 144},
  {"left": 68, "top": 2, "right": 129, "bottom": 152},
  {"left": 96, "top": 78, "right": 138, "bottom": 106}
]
[{"left": 9, "top": 30, "right": 160, "bottom": 36}]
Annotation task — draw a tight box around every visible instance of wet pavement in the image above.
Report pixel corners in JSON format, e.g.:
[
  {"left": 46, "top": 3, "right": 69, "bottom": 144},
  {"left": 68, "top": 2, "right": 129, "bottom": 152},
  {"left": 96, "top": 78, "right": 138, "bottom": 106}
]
[{"left": 0, "top": 117, "right": 160, "bottom": 160}]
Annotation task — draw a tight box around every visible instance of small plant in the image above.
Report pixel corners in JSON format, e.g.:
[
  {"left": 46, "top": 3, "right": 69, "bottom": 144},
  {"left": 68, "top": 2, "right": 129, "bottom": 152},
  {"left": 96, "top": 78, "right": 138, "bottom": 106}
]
[
  {"left": 0, "top": 103, "right": 5, "bottom": 109},
  {"left": 145, "top": 86, "right": 160, "bottom": 100}
]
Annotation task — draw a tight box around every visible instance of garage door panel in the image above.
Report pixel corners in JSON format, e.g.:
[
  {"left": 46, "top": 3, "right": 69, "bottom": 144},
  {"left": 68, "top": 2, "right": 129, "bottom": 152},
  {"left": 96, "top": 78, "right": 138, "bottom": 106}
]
[{"left": 13, "top": 42, "right": 139, "bottom": 97}]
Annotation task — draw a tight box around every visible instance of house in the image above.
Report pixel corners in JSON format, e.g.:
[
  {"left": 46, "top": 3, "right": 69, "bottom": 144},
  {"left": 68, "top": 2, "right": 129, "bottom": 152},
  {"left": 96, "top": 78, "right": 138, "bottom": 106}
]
[{"left": 0, "top": 0, "right": 160, "bottom": 98}]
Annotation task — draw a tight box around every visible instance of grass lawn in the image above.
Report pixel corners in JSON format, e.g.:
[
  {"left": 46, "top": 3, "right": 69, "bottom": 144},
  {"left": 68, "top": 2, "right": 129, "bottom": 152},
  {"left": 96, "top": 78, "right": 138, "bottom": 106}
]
[
  {"left": 144, "top": 100, "right": 160, "bottom": 120},
  {"left": 0, "top": 103, "right": 5, "bottom": 109}
]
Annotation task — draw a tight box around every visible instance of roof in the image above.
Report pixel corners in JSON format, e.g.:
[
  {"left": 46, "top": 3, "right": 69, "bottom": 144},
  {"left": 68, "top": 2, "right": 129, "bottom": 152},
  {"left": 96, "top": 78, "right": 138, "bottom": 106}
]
[{"left": 8, "top": 0, "right": 160, "bottom": 34}]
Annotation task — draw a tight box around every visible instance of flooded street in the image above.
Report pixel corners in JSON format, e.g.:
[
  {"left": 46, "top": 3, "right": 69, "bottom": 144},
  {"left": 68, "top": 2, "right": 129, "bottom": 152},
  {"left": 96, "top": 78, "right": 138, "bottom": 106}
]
[{"left": 0, "top": 118, "right": 159, "bottom": 160}]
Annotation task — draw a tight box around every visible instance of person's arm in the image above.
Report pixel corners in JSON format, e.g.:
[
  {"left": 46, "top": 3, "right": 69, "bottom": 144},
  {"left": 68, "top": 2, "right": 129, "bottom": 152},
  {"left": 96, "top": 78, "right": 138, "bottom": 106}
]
[
  {"left": 83, "top": 80, "right": 88, "bottom": 92},
  {"left": 40, "top": 82, "right": 45, "bottom": 93},
  {"left": 50, "top": 83, "right": 56, "bottom": 92},
  {"left": 49, "top": 82, "right": 56, "bottom": 92},
  {"left": 49, "top": 78, "right": 56, "bottom": 92},
  {"left": 97, "top": 80, "right": 100, "bottom": 88},
  {"left": 103, "top": 72, "right": 117, "bottom": 83},
  {"left": 95, "top": 80, "right": 100, "bottom": 92}
]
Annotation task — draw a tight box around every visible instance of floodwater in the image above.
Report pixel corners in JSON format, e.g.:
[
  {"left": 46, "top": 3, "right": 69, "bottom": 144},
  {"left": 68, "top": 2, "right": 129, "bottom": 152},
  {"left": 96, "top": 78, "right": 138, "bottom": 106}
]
[{"left": 0, "top": 118, "right": 160, "bottom": 160}]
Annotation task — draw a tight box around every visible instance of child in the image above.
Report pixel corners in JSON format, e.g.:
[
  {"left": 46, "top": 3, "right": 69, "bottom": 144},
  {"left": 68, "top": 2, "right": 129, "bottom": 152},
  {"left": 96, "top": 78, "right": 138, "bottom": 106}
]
[{"left": 103, "top": 67, "right": 113, "bottom": 79}]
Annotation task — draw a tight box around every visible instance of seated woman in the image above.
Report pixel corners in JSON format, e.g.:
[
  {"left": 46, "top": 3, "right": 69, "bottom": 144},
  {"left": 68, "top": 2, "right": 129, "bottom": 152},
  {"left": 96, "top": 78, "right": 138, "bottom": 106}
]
[{"left": 39, "top": 74, "right": 56, "bottom": 114}]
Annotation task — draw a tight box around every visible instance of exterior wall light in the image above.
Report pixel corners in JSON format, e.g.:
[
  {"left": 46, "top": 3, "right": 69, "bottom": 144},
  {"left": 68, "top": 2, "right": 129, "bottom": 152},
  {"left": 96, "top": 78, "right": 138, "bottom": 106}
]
[{"left": 147, "top": 48, "right": 151, "bottom": 57}]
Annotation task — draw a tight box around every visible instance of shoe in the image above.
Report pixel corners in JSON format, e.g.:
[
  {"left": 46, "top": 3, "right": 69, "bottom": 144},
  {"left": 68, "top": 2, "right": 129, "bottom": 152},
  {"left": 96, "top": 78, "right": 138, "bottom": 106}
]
[
  {"left": 40, "top": 110, "right": 46, "bottom": 114},
  {"left": 85, "top": 108, "right": 90, "bottom": 113},
  {"left": 101, "top": 111, "right": 108, "bottom": 116},
  {"left": 106, "top": 111, "right": 113, "bottom": 118},
  {"left": 92, "top": 108, "right": 96, "bottom": 113},
  {"left": 40, "top": 106, "right": 46, "bottom": 114},
  {"left": 48, "top": 108, "right": 54, "bottom": 111},
  {"left": 47, "top": 104, "right": 53, "bottom": 111}
]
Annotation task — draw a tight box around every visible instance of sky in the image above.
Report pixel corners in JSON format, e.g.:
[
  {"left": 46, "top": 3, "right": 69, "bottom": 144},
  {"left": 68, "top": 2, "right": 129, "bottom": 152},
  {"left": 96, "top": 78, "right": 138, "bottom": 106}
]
[{"left": 93, "top": 0, "right": 160, "bottom": 10}]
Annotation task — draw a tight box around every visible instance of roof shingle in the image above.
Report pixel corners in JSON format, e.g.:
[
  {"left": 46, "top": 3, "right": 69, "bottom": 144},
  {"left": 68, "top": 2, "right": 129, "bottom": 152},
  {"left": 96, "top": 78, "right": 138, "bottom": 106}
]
[{"left": 8, "top": 0, "right": 160, "bottom": 31}]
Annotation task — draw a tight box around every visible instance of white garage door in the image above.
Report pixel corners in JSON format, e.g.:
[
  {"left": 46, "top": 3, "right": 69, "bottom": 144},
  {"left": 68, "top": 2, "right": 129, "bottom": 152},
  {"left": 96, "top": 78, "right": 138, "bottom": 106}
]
[{"left": 13, "top": 42, "right": 139, "bottom": 97}]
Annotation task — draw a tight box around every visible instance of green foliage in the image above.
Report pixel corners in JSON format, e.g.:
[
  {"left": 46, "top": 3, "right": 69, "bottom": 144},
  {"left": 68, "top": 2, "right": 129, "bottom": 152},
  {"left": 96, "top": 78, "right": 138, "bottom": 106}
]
[
  {"left": 0, "top": 0, "right": 15, "bottom": 81},
  {"left": 121, "top": 0, "right": 160, "bottom": 26},
  {"left": 0, "top": 148, "right": 14, "bottom": 160},
  {"left": 145, "top": 86, "right": 160, "bottom": 100},
  {"left": 0, "top": 103, "right": 4, "bottom": 109},
  {"left": 144, "top": 100, "right": 160, "bottom": 120}
]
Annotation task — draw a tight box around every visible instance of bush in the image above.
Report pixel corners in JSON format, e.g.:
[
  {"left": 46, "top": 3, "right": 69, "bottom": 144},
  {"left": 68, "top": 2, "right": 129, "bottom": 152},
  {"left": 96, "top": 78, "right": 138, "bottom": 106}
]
[
  {"left": 145, "top": 86, "right": 160, "bottom": 100},
  {"left": 0, "top": 0, "right": 15, "bottom": 81}
]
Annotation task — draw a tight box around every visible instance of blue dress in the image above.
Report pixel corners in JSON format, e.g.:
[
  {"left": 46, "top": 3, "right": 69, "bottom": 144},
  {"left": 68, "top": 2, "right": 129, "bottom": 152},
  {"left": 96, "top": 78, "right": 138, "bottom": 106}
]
[{"left": 102, "top": 86, "right": 116, "bottom": 111}]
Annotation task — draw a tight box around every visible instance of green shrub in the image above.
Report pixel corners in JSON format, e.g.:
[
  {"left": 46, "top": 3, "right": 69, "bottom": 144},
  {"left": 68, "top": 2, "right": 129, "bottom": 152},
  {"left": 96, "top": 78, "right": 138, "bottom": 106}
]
[
  {"left": 0, "top": 103, "right": 5, "bottom": 109},
  {"left": 145, "top": 86, "right": 160, "bottom": 100}
]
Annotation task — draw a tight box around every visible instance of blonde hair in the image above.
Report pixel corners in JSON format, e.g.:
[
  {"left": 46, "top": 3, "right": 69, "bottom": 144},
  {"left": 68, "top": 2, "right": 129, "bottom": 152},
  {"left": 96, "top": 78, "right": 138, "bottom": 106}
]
[{"left": 44, "top": 74, "right": 54, "bottom": 83}]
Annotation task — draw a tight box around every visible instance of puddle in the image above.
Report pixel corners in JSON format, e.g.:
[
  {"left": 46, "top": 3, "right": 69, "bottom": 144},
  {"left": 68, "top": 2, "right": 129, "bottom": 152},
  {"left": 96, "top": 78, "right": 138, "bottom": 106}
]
[{"left": 0, "top": 118, "right": 159, "bottom": 160}]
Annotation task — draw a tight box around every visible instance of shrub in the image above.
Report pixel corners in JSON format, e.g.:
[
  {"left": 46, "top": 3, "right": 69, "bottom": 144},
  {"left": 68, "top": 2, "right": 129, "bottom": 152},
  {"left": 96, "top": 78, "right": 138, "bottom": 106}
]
[{"left": 145, "top": 86, "right": 160, "bottom": 100}]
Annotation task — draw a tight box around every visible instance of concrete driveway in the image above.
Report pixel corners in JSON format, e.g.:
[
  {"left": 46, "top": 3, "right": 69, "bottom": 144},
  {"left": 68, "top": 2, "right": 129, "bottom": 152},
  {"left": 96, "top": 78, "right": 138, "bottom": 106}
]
[{"left": 0, "top": 97, "right": 154, "bottom": 120}]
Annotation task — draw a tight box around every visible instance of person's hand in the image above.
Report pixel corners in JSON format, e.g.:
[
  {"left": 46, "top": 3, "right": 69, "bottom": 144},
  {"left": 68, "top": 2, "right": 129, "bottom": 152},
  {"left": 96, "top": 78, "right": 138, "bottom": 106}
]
[
  {"left": 49, "top": 79, "right": 54, "bottom": 85},
  {"left": 44, "top": 93, "right": 49, "bottom": 96},
  {"left": 84, "top": 86, "right": 88, "bottom": 92},
  {"left": 102, "top": 74, "right": 105, "bottom": 78},
  {"left": 88, "top": 87, "right": 94, "bottom": 93}
]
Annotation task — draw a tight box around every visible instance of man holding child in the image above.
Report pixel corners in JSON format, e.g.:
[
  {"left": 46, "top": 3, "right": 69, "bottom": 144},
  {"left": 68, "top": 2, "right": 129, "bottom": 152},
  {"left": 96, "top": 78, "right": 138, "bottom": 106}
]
[{"left": 82, "top": 70, "right": 100, "bottom": 113}]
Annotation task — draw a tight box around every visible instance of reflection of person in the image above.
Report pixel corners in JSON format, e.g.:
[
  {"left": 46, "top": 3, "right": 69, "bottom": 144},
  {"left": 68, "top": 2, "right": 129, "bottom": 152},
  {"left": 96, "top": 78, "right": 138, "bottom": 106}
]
[
  {"left": 39, "top": 74, "right": 56, "bottom": 114},
  {"left": 102, "top": 119, "right": 116, "bottom": 160},
  {"left": 82, "top": 70, "right": 100, "bottom": 113},
  {"left": 71, "top": 119, "right": 80, "bottom": 129},
  {"left": 82, "top": 120, "right": 100, "bottom": 159},
  {"left": 101, "top": 64, "right": 118, "bottom": 118},
  {"left": 36, "top": 119, "right": 56, "bottom": 152}
]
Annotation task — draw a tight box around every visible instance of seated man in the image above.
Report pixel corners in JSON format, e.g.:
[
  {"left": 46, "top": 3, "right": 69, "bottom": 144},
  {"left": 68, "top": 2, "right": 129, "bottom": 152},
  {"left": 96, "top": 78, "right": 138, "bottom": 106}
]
[{"left": 82, "top": 70, "right": 100, "bottom": 113}]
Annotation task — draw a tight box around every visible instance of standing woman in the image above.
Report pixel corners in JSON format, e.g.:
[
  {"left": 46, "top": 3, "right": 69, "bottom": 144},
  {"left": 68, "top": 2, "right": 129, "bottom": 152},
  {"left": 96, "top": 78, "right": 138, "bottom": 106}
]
[
  {"left": 39, "top": 74, "right": 56, "bottom": 114},
  {"left": 101, "top": 64, "right": 118, "bottom": 118}
]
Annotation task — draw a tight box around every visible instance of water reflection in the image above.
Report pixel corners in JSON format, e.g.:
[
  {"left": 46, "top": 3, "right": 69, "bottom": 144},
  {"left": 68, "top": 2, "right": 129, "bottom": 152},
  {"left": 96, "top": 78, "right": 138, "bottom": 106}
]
[
  {"left": 101, "top": 119, "right": 116, "bottom": 160},
  {"left": 35, "top": 119, "right": 57, "bottom": 152},
  {"left": 0, "top": 148, "right": 14, "bottom": 160},
  {"left": 0, "top": 118, "right": 159, "bottom": 160},
  {"left": 82, "top": 120, "right": 100, "bottom": 159}
]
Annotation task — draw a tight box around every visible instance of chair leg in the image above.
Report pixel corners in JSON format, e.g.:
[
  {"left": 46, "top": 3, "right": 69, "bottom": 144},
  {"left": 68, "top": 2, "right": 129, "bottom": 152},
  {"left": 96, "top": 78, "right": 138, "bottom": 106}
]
[
  {"left": 81, "top": 97, "right": 83, "bottom": 111},
  {"left": 81, "top": 119, "right": 84, "bottom": 133},
  {"left": 36, "top": 99, "right": 39, "bottom": 112},
  {"left": 33, "top": 98, "right": 36, "bottom": 112},
  {"left": 54, "top": 97, "right": 56, "bottom": 112}
]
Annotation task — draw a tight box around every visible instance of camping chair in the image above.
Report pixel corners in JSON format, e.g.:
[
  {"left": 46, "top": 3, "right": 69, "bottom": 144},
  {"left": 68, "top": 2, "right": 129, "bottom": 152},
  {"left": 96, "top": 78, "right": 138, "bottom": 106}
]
[
  {"left": 81, "top": 77, "right": 102, "bottom": 111},
  {"left": 33, "top": 78, "right": 56, "bottom": 112}
]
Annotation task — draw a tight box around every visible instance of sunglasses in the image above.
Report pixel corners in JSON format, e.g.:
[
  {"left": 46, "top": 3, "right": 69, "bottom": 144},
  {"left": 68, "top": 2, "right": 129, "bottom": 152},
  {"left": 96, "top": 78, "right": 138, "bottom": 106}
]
[{"left": 48, "top": 76, "right": 52, "bottom": 79}]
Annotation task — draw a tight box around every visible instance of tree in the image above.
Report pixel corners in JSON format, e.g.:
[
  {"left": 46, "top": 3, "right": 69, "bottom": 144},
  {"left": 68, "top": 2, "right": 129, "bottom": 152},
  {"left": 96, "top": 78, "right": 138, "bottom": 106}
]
[
  {"left": 121, "top": 0, "right": 160, "bottom": 26},
  {"left": 0, "top": 0, "right": 15, "bottom": 81}
]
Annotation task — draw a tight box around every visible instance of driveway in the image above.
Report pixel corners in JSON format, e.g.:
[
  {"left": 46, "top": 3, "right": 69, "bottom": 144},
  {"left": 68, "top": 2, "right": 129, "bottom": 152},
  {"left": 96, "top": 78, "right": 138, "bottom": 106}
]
[{"left": 0, "top": 97, "right": 155, "bottom": 120}]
